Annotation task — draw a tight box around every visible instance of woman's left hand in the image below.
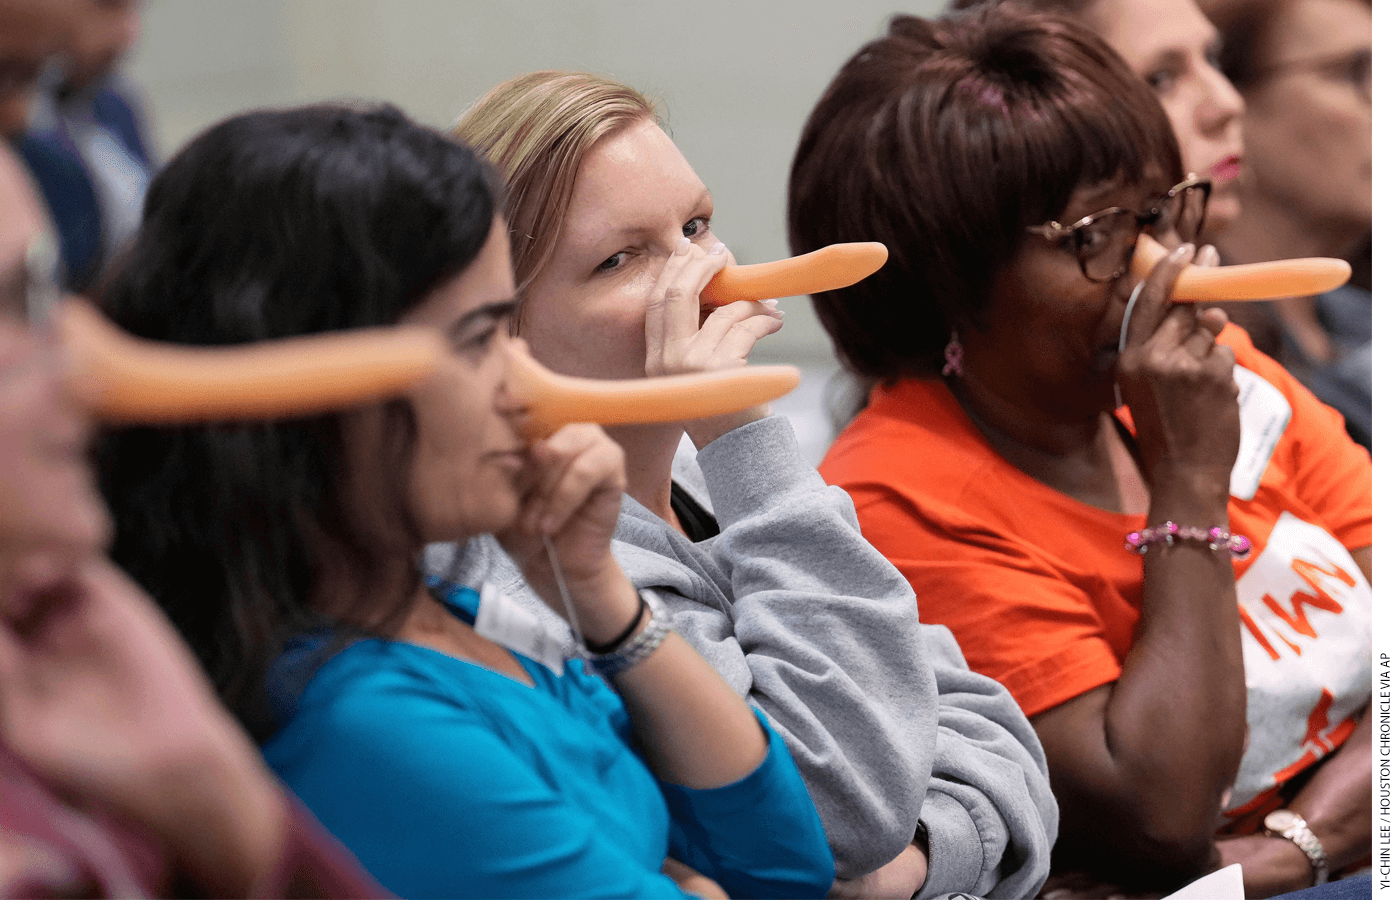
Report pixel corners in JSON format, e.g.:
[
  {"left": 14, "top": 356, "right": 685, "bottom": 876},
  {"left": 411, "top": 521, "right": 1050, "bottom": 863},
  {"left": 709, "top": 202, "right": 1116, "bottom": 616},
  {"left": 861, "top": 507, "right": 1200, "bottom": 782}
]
[
  {"left": 1215, "top": 835, "right": 1314, "bottom": 898},
  {"left": 1216, "top": 705, "right": 1372, "bottom": 897},
  {"left": 0, "top": 556, "right": 288, "bottom": 897},
  {"left": 497, "top": 423, "right": 639, "bottom": 643},
  {"left": 644, "top": 237, "right": 784, "bottom": 448}
]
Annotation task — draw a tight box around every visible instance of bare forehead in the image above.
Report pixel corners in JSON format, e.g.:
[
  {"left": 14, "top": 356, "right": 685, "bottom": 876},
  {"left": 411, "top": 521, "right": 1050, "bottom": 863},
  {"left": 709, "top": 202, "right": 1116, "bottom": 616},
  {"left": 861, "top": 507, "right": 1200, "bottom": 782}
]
[
  {"left": 561, "top": 120, "right": 709, "bottom": 245},
  {"left": 1085, "top": 0, "right": 1217, "bottom": 65},
  {"left": 1270, "top": 0, "right": 1370, "bottom": 56},
  {"left": 1060, "top": 172, "right": 1172, "bottom": 218}
]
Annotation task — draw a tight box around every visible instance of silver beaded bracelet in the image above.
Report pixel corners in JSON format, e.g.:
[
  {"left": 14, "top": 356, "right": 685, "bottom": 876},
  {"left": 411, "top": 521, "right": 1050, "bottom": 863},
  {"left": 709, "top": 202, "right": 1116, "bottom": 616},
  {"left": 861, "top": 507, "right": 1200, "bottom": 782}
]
[{"left": 586, "top": 588, "right": 674, "bottom": 679}]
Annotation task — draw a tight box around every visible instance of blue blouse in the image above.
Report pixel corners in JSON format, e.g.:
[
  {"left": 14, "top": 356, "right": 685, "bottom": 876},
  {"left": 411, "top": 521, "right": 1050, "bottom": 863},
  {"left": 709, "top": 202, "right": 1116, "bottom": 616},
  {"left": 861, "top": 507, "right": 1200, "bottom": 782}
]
[{"left": 262, "top": 583, "right": 833, "bottom": 899}]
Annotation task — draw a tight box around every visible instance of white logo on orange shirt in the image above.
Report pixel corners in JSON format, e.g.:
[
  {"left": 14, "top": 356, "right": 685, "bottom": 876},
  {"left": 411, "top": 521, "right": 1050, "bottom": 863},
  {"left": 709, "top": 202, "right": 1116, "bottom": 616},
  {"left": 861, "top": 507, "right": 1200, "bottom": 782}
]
[{"left": 1225, "top": 512, "right": 1370, "bottom": 815}]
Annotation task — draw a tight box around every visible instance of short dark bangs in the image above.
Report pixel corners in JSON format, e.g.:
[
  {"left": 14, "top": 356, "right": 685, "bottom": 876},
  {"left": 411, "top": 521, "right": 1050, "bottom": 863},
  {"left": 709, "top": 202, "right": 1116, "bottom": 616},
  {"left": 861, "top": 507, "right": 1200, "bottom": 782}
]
[
  {"left": 788, "top": 6, "right": 1184, "bottom": 382},
  {"left": 933, "top": 8, "right": 1184, "bottom": 252}
]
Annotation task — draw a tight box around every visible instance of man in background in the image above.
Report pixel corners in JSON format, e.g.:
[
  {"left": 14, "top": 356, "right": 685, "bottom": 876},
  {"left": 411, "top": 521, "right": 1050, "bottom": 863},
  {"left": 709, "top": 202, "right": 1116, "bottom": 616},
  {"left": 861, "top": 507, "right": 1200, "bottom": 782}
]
[
  {"left": 0, "top": 0, "right": 72, "bottom": 138},
  {"left": 15, "top": 0, "right": 152, "bottom": 294}
]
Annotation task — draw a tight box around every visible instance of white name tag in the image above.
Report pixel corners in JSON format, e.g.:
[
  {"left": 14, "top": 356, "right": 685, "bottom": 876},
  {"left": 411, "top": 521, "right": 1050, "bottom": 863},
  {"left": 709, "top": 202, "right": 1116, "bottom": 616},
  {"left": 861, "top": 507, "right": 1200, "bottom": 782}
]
[
  {"left": 1230, "top": 366, "right": 1291, "bottom": 501},
  {"left": 474, "top": 583, "right": 568, "bottom": 676}
]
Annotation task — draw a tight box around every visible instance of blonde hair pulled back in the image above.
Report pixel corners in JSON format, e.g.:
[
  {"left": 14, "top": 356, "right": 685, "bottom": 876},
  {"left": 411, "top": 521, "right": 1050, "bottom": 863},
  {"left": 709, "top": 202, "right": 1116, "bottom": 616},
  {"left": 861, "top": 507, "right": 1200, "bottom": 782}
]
[{"left": 453, "top": 71, "right": 659, "bottom": 312}]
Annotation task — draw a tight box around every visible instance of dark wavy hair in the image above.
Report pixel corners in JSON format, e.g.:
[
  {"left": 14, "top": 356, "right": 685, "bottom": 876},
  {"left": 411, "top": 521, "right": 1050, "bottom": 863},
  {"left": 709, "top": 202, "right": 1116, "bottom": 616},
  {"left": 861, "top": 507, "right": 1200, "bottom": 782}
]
[
  {"left": 787, "top": 4, "right": 1181, "bottom": 383},
  {"left": 96, "top": 103, "right": 497, "bottom": 738}
]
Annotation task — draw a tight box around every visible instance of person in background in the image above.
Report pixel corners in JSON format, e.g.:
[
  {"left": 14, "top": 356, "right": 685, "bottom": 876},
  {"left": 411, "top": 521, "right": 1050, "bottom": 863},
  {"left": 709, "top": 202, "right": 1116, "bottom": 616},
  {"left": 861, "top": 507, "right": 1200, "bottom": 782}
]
[
  {"left": 440, "top": 69, "right": 1058, "bottom": 900},
  {"left": 957, "top": 0, "right": 1249, "bottom": 235},
  {"left": 1198, "top": 0, "right": 1371, "bottom": 450},
  {"left": 0, "top": 0, "right": 72, "bottom": 138},
  {"left": 791, "top": 5, "right": 1370, "bottom": 896},
  {"left": 97, "top": 102, "right": 834, "bottom": 900},
  {"left": 17, "top": 0, "right": 154, "bottom": 294},
  {"left": 0, "top": 138, "right": 382, "bottom": 900}
]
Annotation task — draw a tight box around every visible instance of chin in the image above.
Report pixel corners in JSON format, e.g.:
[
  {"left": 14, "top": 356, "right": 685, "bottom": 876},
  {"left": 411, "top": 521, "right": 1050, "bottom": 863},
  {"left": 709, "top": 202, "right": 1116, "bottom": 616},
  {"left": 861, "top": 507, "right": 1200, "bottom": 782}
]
[
  {"left": 1203, "top": 202, "right": 1241, "bottom": 242},
  {"left": 471, "top": 494, "right": 526, "bottom": 541},
  {"left": 23, "top": 497, "right": 112, "bottom": 564},
  {"left": 418, "top": 490, "right": 523, "bottom": 545},
  {"left": 49, "top": 475, "right": 113, "bottom": 551}
]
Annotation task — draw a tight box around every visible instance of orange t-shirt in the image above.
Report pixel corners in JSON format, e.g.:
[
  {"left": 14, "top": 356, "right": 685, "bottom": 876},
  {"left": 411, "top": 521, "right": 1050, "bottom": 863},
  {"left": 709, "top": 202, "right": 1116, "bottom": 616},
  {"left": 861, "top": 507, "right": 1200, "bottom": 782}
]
[{"left": 820, "top": 324, "right": 1371, "bottom": 822}]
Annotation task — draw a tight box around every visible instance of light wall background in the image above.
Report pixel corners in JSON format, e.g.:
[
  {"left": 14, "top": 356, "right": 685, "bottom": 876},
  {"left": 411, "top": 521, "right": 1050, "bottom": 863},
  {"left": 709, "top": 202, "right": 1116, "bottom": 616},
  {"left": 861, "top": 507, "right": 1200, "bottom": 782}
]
[{"left": 125, "top": 0, "right": 952, "bottom": 371}]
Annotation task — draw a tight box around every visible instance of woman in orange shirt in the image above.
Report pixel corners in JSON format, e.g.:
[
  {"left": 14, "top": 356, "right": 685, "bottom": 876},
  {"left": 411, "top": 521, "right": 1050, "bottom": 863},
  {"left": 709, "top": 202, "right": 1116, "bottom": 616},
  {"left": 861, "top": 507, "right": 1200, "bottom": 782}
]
[{"left": 790, "top": 5, "right": 1370, "bottom": 896}]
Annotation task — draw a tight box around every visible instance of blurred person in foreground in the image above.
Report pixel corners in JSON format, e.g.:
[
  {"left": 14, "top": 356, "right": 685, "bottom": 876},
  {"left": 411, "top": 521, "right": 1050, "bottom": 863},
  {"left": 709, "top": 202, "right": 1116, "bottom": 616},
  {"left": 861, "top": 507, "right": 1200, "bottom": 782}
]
[
  {"left": 0, "top": 141, "right": 382, "bottom": 900},
  {"left": 792, "top": 6, "right": 1370, "bottom": 897}
]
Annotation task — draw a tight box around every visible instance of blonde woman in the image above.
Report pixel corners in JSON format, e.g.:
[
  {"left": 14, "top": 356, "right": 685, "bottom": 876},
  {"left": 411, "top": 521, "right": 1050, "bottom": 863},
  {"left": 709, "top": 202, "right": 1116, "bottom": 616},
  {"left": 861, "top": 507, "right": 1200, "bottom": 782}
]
[{"left": 429, "top": 71, "right": 1058, "bottom": 900}]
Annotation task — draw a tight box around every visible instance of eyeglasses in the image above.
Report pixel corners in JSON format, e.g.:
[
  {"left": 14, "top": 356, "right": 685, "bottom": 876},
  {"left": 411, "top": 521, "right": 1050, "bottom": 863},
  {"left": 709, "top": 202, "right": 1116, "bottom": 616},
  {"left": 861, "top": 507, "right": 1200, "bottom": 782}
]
[
  {"left": 1256, "top": 48, "right": 1371, "bottom": 104},
  {"left": 1025, "top": 176, "right": 1212, "bottom": 283},
  {"left": 0, "top": 232, "right": 60, "bottom": 326},
  {"left": 26, "top": 232, "right": 61, "bottom": 325}
]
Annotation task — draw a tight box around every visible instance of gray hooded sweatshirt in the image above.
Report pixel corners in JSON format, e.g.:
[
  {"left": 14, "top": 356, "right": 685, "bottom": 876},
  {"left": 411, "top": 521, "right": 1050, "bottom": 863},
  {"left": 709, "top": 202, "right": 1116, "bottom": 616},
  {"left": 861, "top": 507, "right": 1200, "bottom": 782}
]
[{"left": 425, "top": 416, "right": 1057, "bottom": 899}]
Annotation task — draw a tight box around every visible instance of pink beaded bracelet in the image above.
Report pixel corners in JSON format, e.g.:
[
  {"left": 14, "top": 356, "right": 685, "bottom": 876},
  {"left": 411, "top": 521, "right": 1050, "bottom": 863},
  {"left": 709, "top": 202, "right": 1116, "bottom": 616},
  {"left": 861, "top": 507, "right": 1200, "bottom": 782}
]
[{"left": 1125, "top": 521, "right": 1251, "bottom": 559}]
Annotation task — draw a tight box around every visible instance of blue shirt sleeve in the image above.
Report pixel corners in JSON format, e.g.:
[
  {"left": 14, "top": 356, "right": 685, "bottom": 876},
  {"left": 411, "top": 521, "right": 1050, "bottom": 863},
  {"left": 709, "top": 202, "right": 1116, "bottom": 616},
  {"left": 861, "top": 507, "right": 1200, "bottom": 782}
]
[
  {"left": 268, "top": 656, "right": 693, "bottom": 900},
  {"left": 662, "top": 712, "right": 835, "bottom": 899},
  {"left": 267, "top": 646, "right": 832, "bottom": 900}
]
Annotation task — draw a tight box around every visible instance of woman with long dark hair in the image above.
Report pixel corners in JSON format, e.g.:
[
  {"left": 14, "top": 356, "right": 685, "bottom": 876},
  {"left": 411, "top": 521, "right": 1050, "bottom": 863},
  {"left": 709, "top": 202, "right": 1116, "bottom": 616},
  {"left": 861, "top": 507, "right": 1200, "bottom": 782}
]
[{"left": 97, "top": 103, "right": 833, "bottom": 900}]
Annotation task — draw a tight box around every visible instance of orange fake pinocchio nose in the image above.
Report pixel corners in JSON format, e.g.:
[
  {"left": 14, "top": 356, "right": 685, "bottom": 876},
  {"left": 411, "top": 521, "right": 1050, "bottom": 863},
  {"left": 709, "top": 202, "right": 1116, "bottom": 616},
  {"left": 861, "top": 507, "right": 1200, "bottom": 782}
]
[
  {"left": 497, "top": 240, "right": 898, "bottom": 438},
  {"left": 56, "top": 242, "right": 889, "bottom": 428},
  {"left": 700, "top": 242, "right": 889, "bottom": 305},
  {"left": 1131, "top": 235, "right": 1351, "bottom": 302},
  {"left": 54, "top": 298, "right": 801, "bottom": 436},
  {"left": 56, "top": 299, "right": 447, "bottom": 424},
  {"left": 502, "top": 340, "right": 800, "bottom": 440}
]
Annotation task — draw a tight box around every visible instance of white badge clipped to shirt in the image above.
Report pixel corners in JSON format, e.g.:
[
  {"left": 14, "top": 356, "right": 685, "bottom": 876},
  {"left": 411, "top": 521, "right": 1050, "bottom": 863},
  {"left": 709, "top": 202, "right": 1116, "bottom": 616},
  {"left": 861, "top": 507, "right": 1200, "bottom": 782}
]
[
  {"left": 474, "top": 583, "right": 569, "bottom": 675},
  {"left": 1230, "top": 365, "right": 1292, "bottom": 502}
]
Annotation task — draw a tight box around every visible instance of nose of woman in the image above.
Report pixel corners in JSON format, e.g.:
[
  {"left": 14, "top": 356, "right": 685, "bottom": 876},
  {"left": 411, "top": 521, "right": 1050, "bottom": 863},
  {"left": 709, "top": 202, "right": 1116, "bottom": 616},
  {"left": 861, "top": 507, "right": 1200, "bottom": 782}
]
[
  {"left": 1195, "top": 62, "right": 1245, "bottom": 138},
  {"left": 494, "top": 337, "right": 533, "bottom": 427}
]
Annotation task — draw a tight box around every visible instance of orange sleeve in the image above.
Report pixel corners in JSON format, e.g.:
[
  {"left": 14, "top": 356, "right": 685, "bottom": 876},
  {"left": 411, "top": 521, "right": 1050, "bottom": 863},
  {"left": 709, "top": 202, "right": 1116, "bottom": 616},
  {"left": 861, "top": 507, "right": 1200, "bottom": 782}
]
[
  {"left": 847, "top": 485, "right": 1125, "bottom": 719},
  {"left": 1223, "top": 326, "right": 1372, "bottom": 550}
]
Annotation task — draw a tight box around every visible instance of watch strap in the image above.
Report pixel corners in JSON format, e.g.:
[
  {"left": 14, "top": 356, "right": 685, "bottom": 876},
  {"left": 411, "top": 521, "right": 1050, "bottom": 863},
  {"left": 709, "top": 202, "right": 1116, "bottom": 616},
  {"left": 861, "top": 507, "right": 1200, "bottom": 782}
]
[
  {"left": 1265, "top": 810, "right": 1329, "bottom": 887},
  {"left": 586, "top": 588, "right": 673, "bottom": 679}
]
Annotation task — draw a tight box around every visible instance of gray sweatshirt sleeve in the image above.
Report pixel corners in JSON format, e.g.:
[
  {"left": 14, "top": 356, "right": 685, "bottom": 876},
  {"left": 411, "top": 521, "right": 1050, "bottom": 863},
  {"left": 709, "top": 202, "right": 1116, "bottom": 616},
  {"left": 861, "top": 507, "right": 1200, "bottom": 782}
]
[
  {"left": 682, "top": 416, "right": 942, "bottom": 879},
  {"left": 912, "top": 627, "right": 1058, "bottom": 900},
  {"left": 690, "top": 416, "right": 1056, "bottom": 896}
]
